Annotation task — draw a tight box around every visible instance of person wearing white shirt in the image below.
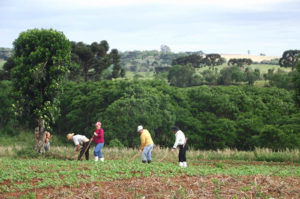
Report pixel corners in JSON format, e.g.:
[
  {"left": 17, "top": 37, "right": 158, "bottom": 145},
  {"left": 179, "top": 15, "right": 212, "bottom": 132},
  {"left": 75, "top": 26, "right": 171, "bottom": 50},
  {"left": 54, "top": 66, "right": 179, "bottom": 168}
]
[
  {"left": 67, "top": 133, "right": 90, "bottom": 160},
  {"left": 171, "top": 126, "right": 187, "bottom": 167}
]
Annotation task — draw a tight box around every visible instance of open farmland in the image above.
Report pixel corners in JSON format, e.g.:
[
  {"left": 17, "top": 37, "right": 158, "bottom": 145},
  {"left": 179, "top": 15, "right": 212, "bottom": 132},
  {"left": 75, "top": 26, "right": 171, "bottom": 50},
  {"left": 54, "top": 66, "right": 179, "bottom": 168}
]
[
  {"left": 0, "top": 147, "right": 299, "bottom": 199},
  {"left": 221, "top": 54, "right": 280, "bottom": 62}
]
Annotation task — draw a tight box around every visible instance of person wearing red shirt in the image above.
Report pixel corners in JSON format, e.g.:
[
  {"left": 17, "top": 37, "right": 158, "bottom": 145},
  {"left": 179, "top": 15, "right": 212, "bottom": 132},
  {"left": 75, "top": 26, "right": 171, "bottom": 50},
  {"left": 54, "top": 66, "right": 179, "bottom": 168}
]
[{"left": 94, "top": 121, "right": 105, "bottom": 162}]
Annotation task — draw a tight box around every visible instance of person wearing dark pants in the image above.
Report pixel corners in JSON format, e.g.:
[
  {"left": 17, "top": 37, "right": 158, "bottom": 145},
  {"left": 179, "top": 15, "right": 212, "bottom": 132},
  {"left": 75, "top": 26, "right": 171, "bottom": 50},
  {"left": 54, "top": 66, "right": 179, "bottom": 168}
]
[
  {"left": 79, "top": 141, "right": 90, "bottom": 160},
  {"left": 178, "top": 144, "right": 187, "bottom": 163},
  {"left": 171, "top": 126, "right": 187, "bottom": 168},
  {"left": 67, "top": 133, "right": 90, "bottom": 160}
]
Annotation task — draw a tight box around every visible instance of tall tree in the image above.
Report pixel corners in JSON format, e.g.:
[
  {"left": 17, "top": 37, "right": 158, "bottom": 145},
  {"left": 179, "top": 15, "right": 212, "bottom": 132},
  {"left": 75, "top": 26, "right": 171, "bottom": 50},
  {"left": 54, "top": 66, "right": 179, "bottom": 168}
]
[
  {"left": 279, "top": 50, "right": 300, "bottom": 71},
  {"left": 10, "top": 28, "right": 71, "bottom": 153},
  {"left": 71, "top": 40, "right": 123, "bottom": 81},
  {"left": 168, "top": 64, "right": 195, "bottom": 87},
  {"left": 228, "top": 58, "right": 252, "bottom": 68},
  {"left": 111, "top": 49, "right": 122, "bottom": 79},
  {"left": 204, "top": 54, "right": 224, "bottom": 70},
  {"left": 172, "top": 54, "right": 204, "bottom": 68},
  {"left": 71, "top": 41, "right": 93, "bottom": 81}
]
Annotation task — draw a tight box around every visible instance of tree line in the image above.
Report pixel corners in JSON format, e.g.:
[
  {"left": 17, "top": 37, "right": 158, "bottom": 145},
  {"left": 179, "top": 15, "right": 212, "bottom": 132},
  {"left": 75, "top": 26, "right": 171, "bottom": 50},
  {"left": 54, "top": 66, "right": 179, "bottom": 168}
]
[
  {"left": 1, "top": 79, "right": 300, "bottom": 150},
  {"left": 0, "top": 28, "right": 299, "bottom": 152}
]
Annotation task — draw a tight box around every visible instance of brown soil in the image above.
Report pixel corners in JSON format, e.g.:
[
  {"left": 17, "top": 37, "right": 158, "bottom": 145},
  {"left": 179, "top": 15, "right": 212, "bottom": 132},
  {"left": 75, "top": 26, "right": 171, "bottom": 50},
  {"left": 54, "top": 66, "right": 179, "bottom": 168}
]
[{"left": 1, "top": 175, "right": 299, "bottom": 199}]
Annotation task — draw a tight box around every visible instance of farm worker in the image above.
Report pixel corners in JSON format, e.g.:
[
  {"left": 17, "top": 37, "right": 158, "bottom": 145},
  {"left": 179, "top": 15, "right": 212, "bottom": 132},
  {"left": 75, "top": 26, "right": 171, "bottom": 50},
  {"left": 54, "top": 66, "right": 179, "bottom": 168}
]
[
  {"left": 137, "top": 125, "right": 154, "bottom": 163},
  {"left": 93, "top": 121, "right": 105, "bottom": 162},
  {"left": 35, "top": 127, "right": 51, "bottom": 152},
  {"left": 171, "top": 126, "right": 187, "bottom": 168},
  {"left": 66, "top": 133, "right": 90, "bottom": 160}
]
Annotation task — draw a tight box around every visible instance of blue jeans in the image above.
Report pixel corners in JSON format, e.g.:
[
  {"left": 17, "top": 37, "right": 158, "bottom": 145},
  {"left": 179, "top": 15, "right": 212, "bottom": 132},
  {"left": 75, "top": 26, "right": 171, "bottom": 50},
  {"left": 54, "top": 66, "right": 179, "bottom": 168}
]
[
  {"left": 142, "top": 144, "right": 154, "bottom": 161},
  {"left": 44, "top": 142, "right": 50, "bottom": 151},
  {"left": 94, "top": 143, "right": 104, "bottom": 158}
]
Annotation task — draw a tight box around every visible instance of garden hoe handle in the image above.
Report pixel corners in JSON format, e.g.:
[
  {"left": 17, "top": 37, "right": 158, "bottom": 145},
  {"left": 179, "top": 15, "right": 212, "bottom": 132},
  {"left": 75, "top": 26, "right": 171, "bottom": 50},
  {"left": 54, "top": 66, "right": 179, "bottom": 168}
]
[
  {"left": 79, "top": 136, "right": 94, "bottom": 161},
  {"left": 129, "top": 151, "right": 141, "bottom": 162},
  {"left": 159, "top": 150, "right": 170, "bottom": 162}
]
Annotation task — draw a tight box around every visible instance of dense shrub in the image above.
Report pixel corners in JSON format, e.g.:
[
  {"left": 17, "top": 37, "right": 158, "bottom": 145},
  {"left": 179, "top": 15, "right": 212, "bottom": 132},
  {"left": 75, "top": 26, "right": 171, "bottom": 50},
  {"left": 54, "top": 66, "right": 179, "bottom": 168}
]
[{"left": 1, "top": 79, "right": 300, "bottom": 150}]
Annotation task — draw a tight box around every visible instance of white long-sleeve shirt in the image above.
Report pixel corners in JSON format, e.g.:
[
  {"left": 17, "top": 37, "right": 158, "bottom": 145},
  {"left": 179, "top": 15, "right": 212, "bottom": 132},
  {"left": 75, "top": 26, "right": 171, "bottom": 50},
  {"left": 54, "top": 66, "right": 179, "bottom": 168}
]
[
  {"left": 72, "top": 135, "right": 89, "bottom": 146},
  {"left": 173, "top": 130, "right": 186, "bottom": 148}
]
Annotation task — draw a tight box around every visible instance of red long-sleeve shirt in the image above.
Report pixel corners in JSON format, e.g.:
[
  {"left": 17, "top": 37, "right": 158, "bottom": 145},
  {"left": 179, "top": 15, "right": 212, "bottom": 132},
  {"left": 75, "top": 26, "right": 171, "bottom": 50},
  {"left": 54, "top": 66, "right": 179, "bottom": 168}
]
[{"left": 94, "top": 128, "right": 104, "bottom": 144}]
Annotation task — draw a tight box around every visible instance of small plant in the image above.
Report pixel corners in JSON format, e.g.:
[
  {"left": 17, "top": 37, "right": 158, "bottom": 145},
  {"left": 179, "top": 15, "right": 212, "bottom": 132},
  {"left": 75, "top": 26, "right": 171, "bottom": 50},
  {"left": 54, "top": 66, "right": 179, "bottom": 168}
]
[
  {"left": 108, "top": 138, "right": 125, "bottom": 149},
  {"left": 215, "top": 161, "right": 224, "bottom": 169}
]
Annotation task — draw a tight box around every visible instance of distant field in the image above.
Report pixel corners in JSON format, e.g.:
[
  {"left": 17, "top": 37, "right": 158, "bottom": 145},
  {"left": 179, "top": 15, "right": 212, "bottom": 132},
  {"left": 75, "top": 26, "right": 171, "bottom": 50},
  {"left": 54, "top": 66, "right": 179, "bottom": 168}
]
[
  {"left": 198, "top": 63, "right": 290, "bottom": 74},
  {"left": 124, "top": 63, "right": 290, "bottom": 81},
  {"left": 221, "top": 54, "right": 280, "bottom": 62}
]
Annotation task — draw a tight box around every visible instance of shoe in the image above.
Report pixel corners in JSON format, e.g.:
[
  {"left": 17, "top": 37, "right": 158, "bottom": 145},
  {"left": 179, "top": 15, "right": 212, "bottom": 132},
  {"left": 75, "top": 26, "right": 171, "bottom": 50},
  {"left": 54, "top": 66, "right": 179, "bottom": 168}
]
[
  {"left": 95, "top": 157, "right": 99, "bottom": 162},
  {"left": 100, "top": 157, "right": 104, "bottom": 162},
  {"left": 179, "top": 162, "right": 183, "bottom": 167},
  {"left": 183, "top": 162, "right": 187, "bottom": 168}
]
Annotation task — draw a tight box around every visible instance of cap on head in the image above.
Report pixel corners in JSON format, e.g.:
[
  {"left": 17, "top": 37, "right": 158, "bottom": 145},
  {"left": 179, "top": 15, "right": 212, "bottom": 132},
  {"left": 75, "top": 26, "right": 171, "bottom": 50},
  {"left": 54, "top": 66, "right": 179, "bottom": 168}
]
[
  {"left": 95, "top": 121, "right": 101, "bottom": 126},
  {"left": 137, "top": 125, "right": 143, "bottom": 132},
  {"left": 66, "top": 133, "right": 74, "bottom": 140},
  {"left": 171, "top": 126, "right": 179, "bottom": 132}
]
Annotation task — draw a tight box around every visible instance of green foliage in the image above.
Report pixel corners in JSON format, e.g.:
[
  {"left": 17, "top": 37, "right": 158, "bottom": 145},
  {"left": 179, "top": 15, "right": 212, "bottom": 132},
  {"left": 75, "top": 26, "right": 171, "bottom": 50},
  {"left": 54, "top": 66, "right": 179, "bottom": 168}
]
[
  {"left": 101, "top": 81, "right": 176, "bottom": 147},
  {"left": 120, "top": 50, "right": 201, "bottom": 73},
  {"left": 265, "top": 69, "right": 297, "bottom": 90},
  {"left": 1, "top": 77, "right": 300, "bottom": 150},
  {"left": 201, "top": 69, "right": 218, "bottom": 85},
  {"left": 15, "top": 146, "right": 40, "bottom": 159},
  {"left": 168, "top": 64, "right": 196, "bottom": 87},
  {"left": 260, "top": 58, "right": 279, "bottom": 65},
  {"left": 109, "top": 138, "right": 125, "bottom": 148},
  {"left": 279, "top": 49, "right": 300, "bottom": 71},
  {"left": 228, "top": 58, "right": 253, "bottom": 68},
  {"left": 172, "top": 54, "right": 204, "bottom": 68},
  {"left": 245, "top": 67, "right": 260, "bottom": 85},
  {"left": 218, "top": 66, "right": 245, "bottom": 85},
  {"left": 10, "top": 28, "right": 71, "bottom": 129},
  {"left": 294, "top": 61, "right": 300, "bottom": 106},
  {"left": 70, "top": 40, "right": 125, "bottom": 81},
  {"left": 0, "top": 80, "right": 18, "bottom": 129},
  {"left": 204, "top": 54, "right": 225, "bottom": 70}
]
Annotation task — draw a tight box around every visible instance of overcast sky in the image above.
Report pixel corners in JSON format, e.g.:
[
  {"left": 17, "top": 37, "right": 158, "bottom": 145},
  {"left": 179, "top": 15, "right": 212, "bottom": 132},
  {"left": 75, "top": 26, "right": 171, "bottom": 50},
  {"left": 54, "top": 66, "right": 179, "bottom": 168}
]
[{"left": 1, "top": 0, "right": 300, "bottom": 56}]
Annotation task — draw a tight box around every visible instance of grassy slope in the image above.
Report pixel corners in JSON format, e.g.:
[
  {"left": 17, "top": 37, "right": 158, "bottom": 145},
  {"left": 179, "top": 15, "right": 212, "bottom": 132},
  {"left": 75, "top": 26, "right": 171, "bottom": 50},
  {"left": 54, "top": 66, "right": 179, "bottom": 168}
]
[{"left": 124, "top": 64, "right": 289, "bottom": 80}]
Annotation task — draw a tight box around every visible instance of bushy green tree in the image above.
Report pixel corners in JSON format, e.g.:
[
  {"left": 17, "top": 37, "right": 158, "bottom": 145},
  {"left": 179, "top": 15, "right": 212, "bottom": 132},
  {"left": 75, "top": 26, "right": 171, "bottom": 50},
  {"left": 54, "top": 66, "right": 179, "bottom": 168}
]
[
  {"left": 245, "top": 68, "right": 260, "bottom": 85},
  {"left": 101, "top": 82, "right": 176, "bottom": 147},
  {"left": 168, "top": 64, "right": 195, "bottom": 87},
  {"left": 266, "top": 70, "right": 297, "bottom": 90},
  {"left": 204, "top": 54, "right": 224, "bottom": 70},
  {"left": 218, "top": 66, "right": 244, "bottom": 85},
  {"left": 54, "top": 80, "right": 300, "bottom": 150},
  {"left": 172, "top": 54, "right": 204, "bottom": 68},
  {"left": 10, "top": 28, "right": 71, "bottom": 152},
  {"left": 228, "top": 58, "right": 252, "bottom": 68},
  {"left": 201, "top": 69, "right": 218, "bottom": 85},
  {"left": 279, "top": 50, "right": 300, "bottom": 71}
]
